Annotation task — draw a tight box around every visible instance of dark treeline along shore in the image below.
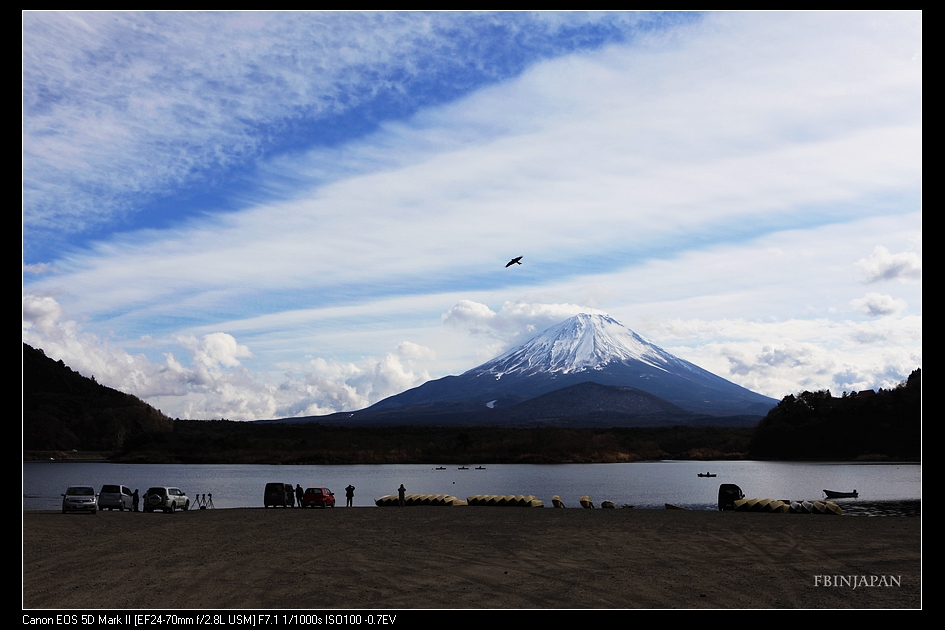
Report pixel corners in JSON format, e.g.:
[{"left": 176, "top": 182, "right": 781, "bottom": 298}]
[
  {"left": 749, "top": 368, "right": 921, "bottom": 461},
  {"left": 102, "top": 422, "right": 758, "bottom": 465},
  {"left": 23, "top": 343, "right": 920, "bottom": 464}
]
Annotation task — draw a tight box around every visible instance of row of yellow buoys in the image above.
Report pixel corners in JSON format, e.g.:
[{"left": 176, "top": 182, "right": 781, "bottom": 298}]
[{"left": 733, "top": 497, "right": 842, "bottom": 515}]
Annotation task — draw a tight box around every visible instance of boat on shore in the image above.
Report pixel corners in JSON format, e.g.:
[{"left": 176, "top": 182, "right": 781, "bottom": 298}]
[{"left": 823, "top": 489, "right": 858, "bottom": 498}]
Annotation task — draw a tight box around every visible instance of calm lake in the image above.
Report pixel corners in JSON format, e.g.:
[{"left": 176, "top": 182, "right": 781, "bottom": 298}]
[{"left": 23, "top": 460, "right": 920, "bottom": 515}]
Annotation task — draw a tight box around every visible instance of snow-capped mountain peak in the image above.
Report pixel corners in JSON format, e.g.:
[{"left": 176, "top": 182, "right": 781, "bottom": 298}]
[
  {"left": 367, "top": 312, "right": 777, "bottom": 417},
  {"left": 470, "top": 313, "right": 680, "bottom": 378}
]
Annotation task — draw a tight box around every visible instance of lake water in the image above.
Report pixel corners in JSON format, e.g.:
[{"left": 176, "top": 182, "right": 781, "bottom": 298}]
[{"left": 24, "top": 460, "right": 920, "bottom": 515}]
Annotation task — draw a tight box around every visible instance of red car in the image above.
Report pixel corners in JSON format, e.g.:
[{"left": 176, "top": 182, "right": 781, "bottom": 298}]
[{"left": 301, "top": 487, "right": 335, "bottom": 508}]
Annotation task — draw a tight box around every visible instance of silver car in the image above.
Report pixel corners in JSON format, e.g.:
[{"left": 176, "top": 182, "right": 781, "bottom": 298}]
[
  {"left": 62, "top": 485, "right": 97, "bottom": 514},
  {"left": 98, "top": 485, "right": 133, "bottom": 511},
  {"left": 144, "top": 487, "right": 190, "bottom": 513}
]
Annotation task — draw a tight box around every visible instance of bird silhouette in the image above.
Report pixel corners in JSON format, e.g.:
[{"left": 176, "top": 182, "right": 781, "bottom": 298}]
[{"left": 505, "top": 256, "right": 523, "bottom": 267}]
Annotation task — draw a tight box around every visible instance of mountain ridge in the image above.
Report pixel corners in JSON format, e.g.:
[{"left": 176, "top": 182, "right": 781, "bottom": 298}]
[{"left": 22, "top": 343, "right": 173, "bottom": 451}]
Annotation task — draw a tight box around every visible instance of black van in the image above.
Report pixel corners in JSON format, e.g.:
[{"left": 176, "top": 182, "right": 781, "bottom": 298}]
[
  {"left": 264, "top": 482, "right": 293, "bottom": 507},
  {"left": 718, "top": 484, "right": 745, "bottom": 510}
]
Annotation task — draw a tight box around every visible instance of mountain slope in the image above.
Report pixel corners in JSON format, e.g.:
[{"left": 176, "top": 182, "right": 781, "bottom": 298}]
[
  {"left": 370, "top": 314, "right": 777, "bottom": 417},
  {"left": 23, "top": 344, "right": 173, "bottom": 451}
]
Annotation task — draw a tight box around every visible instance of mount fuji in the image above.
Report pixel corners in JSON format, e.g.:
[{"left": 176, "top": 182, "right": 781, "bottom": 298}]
[
  {"left": 365, "top": 313, "right": 777, "bottom": 420},
  {"left": 268, "top": 313, "right": 778, "bottom": 427}
]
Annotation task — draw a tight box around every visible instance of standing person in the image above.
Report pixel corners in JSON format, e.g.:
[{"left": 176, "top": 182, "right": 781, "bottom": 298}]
[
  {"left": 132, "top": 489, "right": 139, "bottom": 512},
  {"left": 295, "top": 484, "right": 304, "bottom": 507},
  {"left": 345, "top": 484, "right": 355, "bottom": 507},
  {"left": 398, "top": 484, "right": 406, "bottom": 507}
]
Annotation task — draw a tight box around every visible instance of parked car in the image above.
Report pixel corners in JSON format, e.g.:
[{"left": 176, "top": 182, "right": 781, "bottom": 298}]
[
  {"left": 264, "top": 482, "right": 294, "bottom": 507},
  {"left": 62, "top": 485, "right": 97, "bottom": 514},
  {"left": 144, "top": 487, "right": 190, "bottom": 513},
  {"left": 98, "top": 485, "right": 133, "bottom": 511},
  {"left": 301, "top": 487, "right": 335, "bottom": 508},
  {"left": 718, "top": 483, "right": 745, "bottom": 511}
]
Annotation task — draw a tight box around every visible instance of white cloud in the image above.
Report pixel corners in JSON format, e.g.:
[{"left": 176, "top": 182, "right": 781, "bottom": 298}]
[
  {"left": 22, "top": 294, "right": 435, "bottom": 419},
  {"left": 851, "top": 292, "right": 907, "bottom": 317},
  {"left": 179, "top": 332, "right": 253, "bottom": 369},
  {"left": 856, "top": 246, "right": 922, "bottom": 283},
  {"left": 394, "top": 340, "right": 436, "bottom": 361},
  {"left": 654, "top": 316, "right": 921, "bottom": 399},
  {"left": 23, "top": 263, "right": 54, "bottom": 275},
  {"left": 22, "top": 293, "right": 63, "bottom": 336},
  {"left": 443, "top": 299, "right": 602, "bottom": 347}
]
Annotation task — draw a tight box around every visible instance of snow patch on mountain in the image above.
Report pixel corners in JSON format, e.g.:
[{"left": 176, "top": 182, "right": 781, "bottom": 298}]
[{"left": 470, "top": 313, "right": 685, "bottom": 378}]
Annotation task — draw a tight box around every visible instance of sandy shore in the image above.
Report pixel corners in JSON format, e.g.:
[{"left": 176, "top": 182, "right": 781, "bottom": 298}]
[{"left": 23, "top": 507, "right": 920, "bottom": 609}]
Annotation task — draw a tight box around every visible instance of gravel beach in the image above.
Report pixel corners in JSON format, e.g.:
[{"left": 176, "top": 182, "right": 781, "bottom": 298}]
[{"left": 23, "top": 507, "right": 920, "bottom": 609}]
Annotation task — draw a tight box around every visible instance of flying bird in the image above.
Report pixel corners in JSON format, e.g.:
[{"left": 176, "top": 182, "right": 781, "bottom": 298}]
[{"left": 505, "top": 256, "right": 523, "bottom": 267}]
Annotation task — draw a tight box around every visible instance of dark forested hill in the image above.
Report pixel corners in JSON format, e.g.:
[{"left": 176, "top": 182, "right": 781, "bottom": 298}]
[
  {"left": 23, "top": 343, "right": 173, "bottom": 451},
  {"left": 748, "top": 368, "right": 921, "bottom": 460}
]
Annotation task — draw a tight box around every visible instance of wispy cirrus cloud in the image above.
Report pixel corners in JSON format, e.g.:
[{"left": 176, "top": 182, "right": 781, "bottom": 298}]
[{"left": 23, "top": 11, "right": 680, "bottom": 253}]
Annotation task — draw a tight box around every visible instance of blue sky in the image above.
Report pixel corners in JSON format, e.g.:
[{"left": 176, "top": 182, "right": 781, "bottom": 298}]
[{"left": 23, "top": 12, "right": 922, "bottom": 420}]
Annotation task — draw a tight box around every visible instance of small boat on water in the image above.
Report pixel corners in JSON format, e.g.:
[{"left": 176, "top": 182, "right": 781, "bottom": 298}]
[
  {"left": 697, "top": 472, "right": 717, "bottom": 477},
  {"left": 823, "top": 489, "right": 858, "bottom": 498},
  {"left": 434, "top": 467, "right": 446, "bottom": 470},
  {"left": 458, "top": 466, "right": 469, "bottom": 470},
  {"left": 476, "top": 466, "right": 486, "bottom": 470}
]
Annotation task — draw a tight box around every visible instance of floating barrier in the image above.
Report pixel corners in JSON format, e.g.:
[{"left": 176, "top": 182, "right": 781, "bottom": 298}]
[
  {"left": 466, "top": 494, "right": 544, "bottom": 507},
  {"left": 733, "top": 498, "right": 841, "bottom": 515},
  {"left": 374, "top": 493, "right": 466, "bottom": 507}
]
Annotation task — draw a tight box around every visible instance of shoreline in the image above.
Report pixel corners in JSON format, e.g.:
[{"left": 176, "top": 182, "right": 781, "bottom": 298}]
[
  {"left": 24, "top": 452, "right": 922, "bottom": 464},
  {"left": 23, "top": 506, "right": 921, "bottom": 609},
  {"left": 22, "top": 497, "right": 922, "bottom": 517}
]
